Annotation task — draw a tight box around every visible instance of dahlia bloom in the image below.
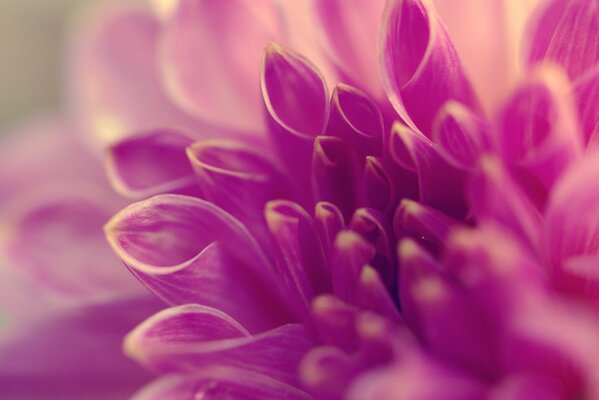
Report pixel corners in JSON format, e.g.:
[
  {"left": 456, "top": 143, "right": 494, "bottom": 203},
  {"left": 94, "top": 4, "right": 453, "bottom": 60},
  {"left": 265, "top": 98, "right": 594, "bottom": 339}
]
[{"left": 4, "top": 0, "right": 599, "bottom": 399}]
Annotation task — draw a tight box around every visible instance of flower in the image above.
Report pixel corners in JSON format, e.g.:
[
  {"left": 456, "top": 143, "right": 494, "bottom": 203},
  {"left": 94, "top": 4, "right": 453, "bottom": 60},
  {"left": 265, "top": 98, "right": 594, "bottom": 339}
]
[
  {"left": 98, "top": 0, "right": 599, "bottom": 398},
  {"left": 4, "top": 0, "right": 599, "bottom": 399}
]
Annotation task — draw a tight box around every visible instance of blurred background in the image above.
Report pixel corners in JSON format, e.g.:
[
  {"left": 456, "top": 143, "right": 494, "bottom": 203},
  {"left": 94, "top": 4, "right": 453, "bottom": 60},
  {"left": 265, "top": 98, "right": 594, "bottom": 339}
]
[{"left": 0, "top": 0, "right": 79, "bottom": 130}]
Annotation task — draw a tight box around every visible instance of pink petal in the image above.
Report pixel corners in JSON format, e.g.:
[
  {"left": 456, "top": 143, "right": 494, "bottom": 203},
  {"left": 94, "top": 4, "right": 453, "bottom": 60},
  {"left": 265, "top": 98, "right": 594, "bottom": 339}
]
[
  {"left": 380, "top": 0, "right": 478, "bottom": 137},
  {"left": 262, "top": 43, "right": 329, "bottom": 189},
  {"left": 125, "top": 304, "right": 315, "bottom": 386},
  {"left": 314, "top": 202, "right": 345, "bottom": 261},
  {"left": 105, "top": 130, "right": 197, "bottom": 199},
  {"left": 311, "top": 295, "right": 359, "bottom": 352},
  {"left": 159, "top": 0, "right": 285, "bottom": 133},
  {"left": 313, "top": 0, "right": 387, "bottom": 99},
  {"left": 300, "top": 346, "right": 360, "bottom": 400},
  {"left": 356, "top": 265, "right": 402, "bottom": 322},
  {"left": 132, "top": 370, "right": 314, "bottom": 400},
  {"left": 105, "top": 194, "right": 292, "bottom": 331},
  {"left": 67, "top": 3, "right": 206, "bottom": 149}
]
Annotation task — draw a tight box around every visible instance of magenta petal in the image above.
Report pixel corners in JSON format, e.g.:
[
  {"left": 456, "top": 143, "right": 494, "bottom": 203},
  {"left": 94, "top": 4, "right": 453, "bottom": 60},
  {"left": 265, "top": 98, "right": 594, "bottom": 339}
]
[
  {"left": 528, "top": 0, "right": 599, "bottom": 80},
  {"left": 265, "top": 200, "right": 330, "bottom": 321},
  {"left": 105, "top": 130, "right": 196, "bottom": 199},
  {"left": 544, "top": 151, "right": 599, "bottom": 286},
  {"left": 499, "top": 65, "right": 583, "bottom": 189},
  {"left": 67, "top": 3, "right": 205, "bottom": 148},
  {"left": 432, "top": 101, "right": 493, "bottom": 169},
  {"left": 573, "top": 69, "right": 599, "bottom": 144},
  {"left": 347, "top": 351, "right": 487, "bottom": 400},
  {"left": 132, "top": 370, "right": 314, "bottom": 400},
  {"left": 300, "top": 346, "right": 359, "bottom": 400},
  {"left": 262, "top": 43, "right": 329, "bottom": 188},
  {"left": 327, "top": 84, "right": 384, "bottom": 157},
  {"left": 160, "top": 0, "right": 284, "bottom": 132},
  {"left": 312, "top": 295, "right": 360, "bottom": 352},
  {"left": 394, "top": 198, "right": 459, "bottom": 251},
  {"left": 314, "top": 0, "right": 387, "bottom": 98},
  {"left": 314, "top": 202, "right": 345, "bottom": 260},
  {"left": 380, "top": 0, "right": 478, "bottom": 137},
  {"left": 356, "top": 266, "right": 402, "bottom": 322},
  {"left": 331, "top": 231, "right": 376, "bottom": 305},
  {"left": 125, "top": 304, "right": 315, "bottom": 386},
  {"left": 390, "top": 122, "right": 467, "bottom": 217},
  {"left": 361, "top": 157, "right": 394, "bottom": 212},
  {"left": 105, "top": 194, "right": 291, "bottom": 331},
  {"left": 1, "top": 187, "right": 138, "bottom": 298},
  {"left": 187, "top": 139, "right": 298, "bottom": 240},
  {"left": 313, "top": 136, "right": 361, "bottom": 218},
  {"left": 469, "top": 157, "right": 543, "bottom": 249}
]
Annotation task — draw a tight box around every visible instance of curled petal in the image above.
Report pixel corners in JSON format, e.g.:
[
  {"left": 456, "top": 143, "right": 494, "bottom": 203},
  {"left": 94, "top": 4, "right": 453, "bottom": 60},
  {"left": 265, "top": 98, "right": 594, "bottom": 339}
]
[
  {"left": 499, "top": 65, "right": 583, "bottom": 189},
  {"left": 394, "top": 198, "right": 459, "bottom": 251},
  {"left": 105, "top": 130, "right": 196, "bottom": 199},
  {"left": 312, "top": 136, "right": 361, "bottom": 219},
  {"left": 105, "top": 194, "right": 290, "bottom": 331},
  {"left": 327, "top": 84, "right": 384, "bottom": 157},
  {"left": 312, "top": 295, "right": 359, "bottom": 351},
  {"left": 390, "top": 122, "right": 467, "bottom": 217},
  {"left": 432, "top": 101, "right": 493, "bottom": 169},
  {"left": 67, "top": 3, "right": 205, "bottom": 148},
  {"left": 380, "top": 0, "right": 478, "bottom": 136},
  {"left": 528, "top": 0, "right": 599, "bottom": 80},
  {"left": 132, "top": 369, "right": 314, "bottom": 400},
  {"left": 125, "top": 304, "right": 314, "bottom": 386},
  {"left": 362, "top": 157, "right": 394, "bottom": 212},
  {"left": 544, "top": 151, "right": 599, "bottom": 290},
  {"left": 160, "top": 0, "right": 283, "bottom": 132},
  {"left": 265, "top": 200, "right": 330, "bottom": 321},
  {"left": 262, "top": 43, "right": 329, "bottom": 188},
  {"left": 331, "top": 231, "right": 376, "bottom": 304},
  {"left": 300, "top": 346, "right": 360, "bottom": 400},
  {"left": 356, "top": 266, "right": 402, "bottom": 322},
  {"left": 314, "top": 202, "right": 345, "bottom": 260},
  {"left": 187, "top": 139, "right": 296, "bottom": 238},
  {"left": 314, "top": 0, "right": 387, "bottom": 98}
]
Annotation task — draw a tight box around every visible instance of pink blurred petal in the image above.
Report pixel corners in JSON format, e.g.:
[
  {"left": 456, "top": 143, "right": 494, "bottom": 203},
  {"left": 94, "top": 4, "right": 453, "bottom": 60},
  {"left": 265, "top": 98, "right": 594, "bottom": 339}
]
[
  {"left": 380, "top": 0, "right": 479, "bottom": 137},
  {"left": 314, "top": 202, "right": 345, "bottom": 261}
]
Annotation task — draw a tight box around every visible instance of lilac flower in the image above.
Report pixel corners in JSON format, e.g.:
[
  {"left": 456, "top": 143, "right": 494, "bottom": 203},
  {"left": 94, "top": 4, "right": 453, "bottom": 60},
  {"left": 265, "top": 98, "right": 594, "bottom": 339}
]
[{"left": 4, "top": 0, "right": 599, "bottom": 399}]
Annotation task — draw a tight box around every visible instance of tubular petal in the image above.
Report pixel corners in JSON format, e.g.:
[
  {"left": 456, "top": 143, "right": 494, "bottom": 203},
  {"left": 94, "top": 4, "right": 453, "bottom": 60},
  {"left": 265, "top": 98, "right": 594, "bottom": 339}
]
[
  {"left": 105, "top": 194, "right": 291, "bottom": 331},
  {"left": 105, "top": 130, "right": 197, "bottom": 199},
  {"left": 314, "top": 202, "right": 345, "bottom": 260},
  {"left": 380, "top": 0, "right": 478, "bottom": 137},
  {"left": 124, "top": 304, "right": 314, "bottom": 386}
]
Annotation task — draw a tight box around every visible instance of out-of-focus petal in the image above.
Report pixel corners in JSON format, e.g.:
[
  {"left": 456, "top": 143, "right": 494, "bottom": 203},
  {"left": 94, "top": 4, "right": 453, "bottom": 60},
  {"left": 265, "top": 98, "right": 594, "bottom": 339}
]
[
  {"left": 311, "top": 295, "right": 359, "bottom": 351},
  {"left": 131, "top": 369, "right": 314, "bottom": 400},
  {"left": 0, "top": 296, "right": 161, "bottom": 400},
  {"left": 314, "top": 202, "right": 345, "bottom": 260},
  {"left": 125, "top": 304, "right": 315, "bottom": 386},
  {"left": 313, "top": 0, "right": 387, "bottom": 99},
  {"left": 105, "top": 130, "right": 197, "bottom": 199},
  {"left": 262, "top": 43, "right": 329, "bottom": 189},
  {"left": 105, "top": 194, "right": 291, "bottom": 331},
  {"left": 300, "top": 345, "right": 359, "bottom": 400},
  {"left": 380, "top": 0, "right": 478, "bottom": 137},
  {"left": 159, "top": 0, "right": 284, "bottom": 133},
  {"left": 572, "top": 68, "right": 599, "bottom": 144},
  {"left": 528, "top": 0, "right": 599, "bottom": 81},
  {"left": 67, "top": 3, "right": 206, "bottom": 149}
]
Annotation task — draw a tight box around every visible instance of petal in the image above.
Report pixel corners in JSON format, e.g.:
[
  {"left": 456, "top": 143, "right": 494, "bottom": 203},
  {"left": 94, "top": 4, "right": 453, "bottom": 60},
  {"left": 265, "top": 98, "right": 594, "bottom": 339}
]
[
  {"left": 125, "top": 304, "right": 315, "bottom": 386},
  {"left": 300, "top": 346, "right": 360, "bottom": 400},
  {"left": 312, "top": 136, "right": 361, "bottom": 219},
  {"left": 1, "top": 185, "right": 138, "bottom": 299},
  {"left": 327, "top": 84, "right": 384, "bottom": 157},
  {"left": 159, "top": 0, "right": 286, "bottom": 133},
  {"left": 132, "top": 370, "right": 314, "bottom": 400},
  {"left": 311, "top": 295, "right": 360, "bottom": 351},
  {"left": 67, "top": 3, "right": 206, "bottom": 148},
  {"left": 187, "top": 139, "right": 298, "bottom": 240},
  {"left": 265, "top": 200, "right": 330, "bottom": 321},
  {"left": 572, "top": 68, "right": 599, "bottom": 144},
  {"left": 432, "top": 101, "right": 493, "bottom": 170},
  {"left": 499, "top": 65, "right": 583, "bottom": 189},
  {"left": 331, "top": 231, "right": 376, "bottom": 305},
  {"left": 105, "top": 194, "right": 291, "bottom": 331},
  {"left": 380, "top": 0, "right": 478, "bottom": 137},
  {"left": 528, "top": 0, "right": 599, "bottom": 80},
  {"left": 313, "top": 0, "right": 387, "bottom": 98},
  {"left": 105, "top": 129, "right": 197, "bottom": 199},
  {"left": 356, "top": 265, "right": 402, "bottom": 322},
  {"left": 544, "top": 151, "right": 599, "bottom": 286},
  {"left": 0, "top": 296, "right": 161, "bottom": 400},
  {"left": 390, "top": 122, "right": 467, "bottom": 217},
  {"left": 314, "top": 202, "right": 345, "bottom": 260},
  {"left": 262, "top": 43, "right": 329, "bottom": 189}
]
